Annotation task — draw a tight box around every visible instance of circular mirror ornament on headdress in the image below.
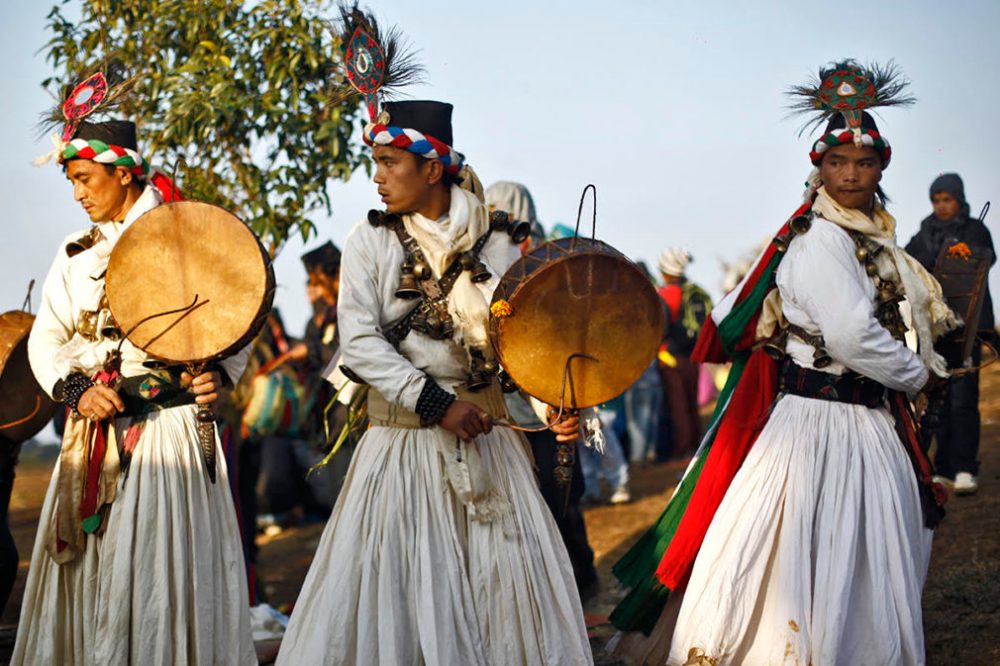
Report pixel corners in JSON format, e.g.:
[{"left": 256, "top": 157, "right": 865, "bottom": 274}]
[
  {"left": 345, "top": 26, "right": 387, "bottom": 120},
  {"left": 818, "top": 69, "right": 876, "bottom": 128},
  {"left": 61, "top": 72, "right": 109, "bottom": 141},
  {"left": 345, "top": 27, "right": 385, "bottom": 92}
]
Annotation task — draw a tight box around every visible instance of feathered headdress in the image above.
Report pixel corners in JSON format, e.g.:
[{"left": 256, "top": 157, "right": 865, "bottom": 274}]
[
  {"left": 787, "top": 59, "right": 914, "bottom": 169},
  {"left": 35, "top": 58, "right": 139, "bottom": 167},
  {"left": 787, "top": 59, "right": 914, "bottom": 138},
  {"left": 331, "top": 3, "right": 468, "bottom": 178},
  {"left": 35, "top": 59, "right": 184, "bottom": 202},
  {"left": 333, "top": 2, "right": 424, "bottom": 122},
  {"left": 40, "top": 58, "right": 137, "bottom": 145}
]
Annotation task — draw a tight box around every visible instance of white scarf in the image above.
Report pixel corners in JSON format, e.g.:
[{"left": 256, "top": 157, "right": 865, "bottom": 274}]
[
  {"left": 811, "top": 187, "right": 959, "bottom": 377},
  {"left": 403, "top": 184, "right": 494, "bottom": 354}
]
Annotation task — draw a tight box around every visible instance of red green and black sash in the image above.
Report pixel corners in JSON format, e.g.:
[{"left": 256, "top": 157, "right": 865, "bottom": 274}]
[{"left": 610, "top": 201, "right": 945, "bottom": 635}]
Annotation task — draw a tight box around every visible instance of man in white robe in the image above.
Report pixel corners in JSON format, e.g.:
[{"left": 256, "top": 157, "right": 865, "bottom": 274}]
[
  {"left": 13, "top": 116, "right": 255, "bottom": 665},
  {"left": 610, "top": 61, "right": 955, "bottom": 666},
  {"left": 276, "top": 100, "right": 593, "bottom": 665}
]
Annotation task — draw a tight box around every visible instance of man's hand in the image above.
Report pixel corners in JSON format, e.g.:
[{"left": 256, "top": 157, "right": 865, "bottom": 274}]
[
  {"left": 920, "top": 370, "right": 949, "bottom": 395},
  {"left": 77, "top": 384, "right": 124, "bottom": 421},
  {"left": 546, "top": 406, "right": 581, "bottom": 443},
  {"left": 181, "top": 370, "right": 223, "bottom": 406},
  {"left": 439, "top": 400, "right": 493, "bottom": 442}
]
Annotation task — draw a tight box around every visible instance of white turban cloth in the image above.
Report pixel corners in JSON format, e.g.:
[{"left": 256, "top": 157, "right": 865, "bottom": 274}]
[{"left": 658, "top": 247, "right": 692, "bottom": 277}]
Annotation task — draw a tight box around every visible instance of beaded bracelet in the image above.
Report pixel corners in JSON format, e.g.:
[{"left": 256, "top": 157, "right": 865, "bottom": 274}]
[
  {"left": 54, "top": 372, "right": 95, "bottom": 414},
  {"left": 415, "top": 378, "right": 456, "bottom": 427}
]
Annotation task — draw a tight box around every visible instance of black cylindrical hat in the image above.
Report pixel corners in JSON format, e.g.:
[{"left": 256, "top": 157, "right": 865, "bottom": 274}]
[
  {"left": 382, "top": 100, "right": 454, "bottom": 146},
  {"left": 301, "top": 241, "right": 342, "bottom": 276},
  {"left": 73, "top": 120, "right": 139, "bottom": 150}
]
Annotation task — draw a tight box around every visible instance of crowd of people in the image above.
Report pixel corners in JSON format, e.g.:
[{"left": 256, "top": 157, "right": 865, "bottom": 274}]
[{"left": 0, "top": 8, "right": 993, "bottom": 665}]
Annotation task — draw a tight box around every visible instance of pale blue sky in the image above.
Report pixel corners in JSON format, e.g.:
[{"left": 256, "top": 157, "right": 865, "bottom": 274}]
[{"left": 2, "top": 0, "right": 998, "bottom": 338}]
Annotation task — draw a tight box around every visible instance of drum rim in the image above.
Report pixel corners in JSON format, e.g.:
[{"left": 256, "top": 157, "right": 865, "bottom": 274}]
[{"left": 0, "top": 310, "right": 35, "bottom": 373}]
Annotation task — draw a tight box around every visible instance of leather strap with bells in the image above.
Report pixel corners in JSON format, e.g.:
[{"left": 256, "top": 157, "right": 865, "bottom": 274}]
[{"left": 380, "top": 214, "right": 494, "bottom": 348}]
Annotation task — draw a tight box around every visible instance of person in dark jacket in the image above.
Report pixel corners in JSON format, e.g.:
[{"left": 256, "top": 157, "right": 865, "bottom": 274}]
[{"left": 905, "top": 173, "right": 995, "bottom": 495}]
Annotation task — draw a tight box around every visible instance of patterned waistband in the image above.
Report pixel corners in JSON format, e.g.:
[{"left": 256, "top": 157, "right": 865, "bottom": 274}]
[
  {"left": 367, "top": 382, "right": 508, "bottom": 429},
  {"left": 779, "top": 361, "right": 887, "bottom": 408},
  {"left": 118, "top": 370, "right": 196, "bottom": 417}
]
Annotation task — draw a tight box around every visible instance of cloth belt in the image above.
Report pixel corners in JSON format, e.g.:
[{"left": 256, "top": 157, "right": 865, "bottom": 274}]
[
  {"left": 367, "top": 381, "right": 508, "bottom": 428},
  {"left": 779, "top": 360, "right": 887, "bottom": 408},
  {"left": 779, "top": 359, "right": 945, "bottom": 527},
  {"left": 118, "top": 370, "right": 197, "bottom": 417}
]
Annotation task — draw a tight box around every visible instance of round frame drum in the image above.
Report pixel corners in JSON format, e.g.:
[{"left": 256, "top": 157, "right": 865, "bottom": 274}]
[
  {"left": 0, "top": 311, "right": 58, "bottom": 442},
  {"left": 106, "top": 201, "right": 275, "bottom": 364},
  {"left": 490, "top": 237, "right": 664, "bottom": 409}
]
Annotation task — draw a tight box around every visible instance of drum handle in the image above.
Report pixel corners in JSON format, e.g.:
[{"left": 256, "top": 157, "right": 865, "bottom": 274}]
[
  {"left": 187, "top": 360, "right": 219, "bottom": 484},
  {"left": 495, "top": 352, "right": 597, "bottom": 432},
  {"left": 495, "top": 406, "right": 574, "bottom": 433},
  {"left": 21, "top": 279, "right": 35, "bottom": 314},
  {"left": 573, "top": 184, "right": 598, "bottom": 242},
  {"left": 113, "top": 294, "right": 217, "bottom": 483},
  {"left": 949, "top": 335, "right": 998, "bottom": 378}
]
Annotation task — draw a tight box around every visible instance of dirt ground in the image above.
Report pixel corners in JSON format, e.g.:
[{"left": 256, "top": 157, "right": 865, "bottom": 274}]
[{"left": 2, "top": 366, "right": 999, "bottom": 664}]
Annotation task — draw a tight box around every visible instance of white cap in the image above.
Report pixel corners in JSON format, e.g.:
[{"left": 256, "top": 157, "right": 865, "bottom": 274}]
[{"left": 658, "top": 247, "right": 692, "bottom": 277}]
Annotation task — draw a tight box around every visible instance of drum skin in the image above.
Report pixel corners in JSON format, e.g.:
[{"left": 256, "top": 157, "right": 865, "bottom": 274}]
[
  {"left": 0, "top": 311, "right": 58, "bottom": 443},
  {"left": 106, "top": 201, "right": 275, "bottom": 365},
  {"left": 490, "top": 237, "right": 664, "bottom": 409}
]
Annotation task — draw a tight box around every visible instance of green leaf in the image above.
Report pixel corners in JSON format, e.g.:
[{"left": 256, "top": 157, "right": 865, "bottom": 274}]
[{"left": 41, "top": 0, "right": 365, "bottom": 248}]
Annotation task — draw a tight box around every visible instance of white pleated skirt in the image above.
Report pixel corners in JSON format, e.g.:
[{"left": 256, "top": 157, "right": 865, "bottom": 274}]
[
  {"left": 11, "top": 405, "right": 256, "bottom": 666},
  {"left": 276, "top": 424, "right": 593, "bottom": 666},
  {"left": 665, "top": 395, "right": 933, "bottom": 666}
]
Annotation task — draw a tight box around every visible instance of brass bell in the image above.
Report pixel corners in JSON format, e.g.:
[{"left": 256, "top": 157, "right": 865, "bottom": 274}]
[
  {"left": 855, "top": 246, "right": 869, "bottom": 262},
  {"left": 813, "top": 347, "right": 833, "bottom": 369},
  {"left": 460, "top": 252, "right": 476, "bottom": 270},
  {"left": 507, "top": 221, "right": 532, "bottom": 244},
  {"left": 395, "top": 271, "right": 422, "bottom": 299},
  {"left": 466, "top": 370, "right": 492, "bottom": 392},
  {"left": 865, "top": 262, "right": 879, "bottom": 276},
  {"left": 413, "top": 261, "right": 432, "bottom": 280},
  {"left": 470, "top": 261, "right": 491, "bottom": 283},
  {"left": 773, "top": 233, "right": 791, "bottom": 253},
  {"left": 490, "top": 209, "right": 510, "bottom": 230},
  {"left": 440, "top": 316, "right": 454, "bottom": 338},
  {"left": 482, "top": 358, "right": 499, "bottom": 374},
  {"left": 762, "top": 330, "right": 788, "bottom": 360},
  {"left": 499, "top": 371, "right": 518, "bottom": 393},
  {"left": 98, "top": 310, "right": 122, "bottom": 340},
  {"left": 789, "top": 214, "right": 812, "bottom": 235},
  {"left": 879, "top": 286, "right": 896, "bottom": 302}
]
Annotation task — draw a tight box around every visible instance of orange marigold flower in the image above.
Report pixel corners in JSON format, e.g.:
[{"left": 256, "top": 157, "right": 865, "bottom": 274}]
[
  {"left": 947, "top": 242, "right": 972, "bottom": 260},
  {"left": 491, "top": 299, "right": 513, "bottom": 318}
]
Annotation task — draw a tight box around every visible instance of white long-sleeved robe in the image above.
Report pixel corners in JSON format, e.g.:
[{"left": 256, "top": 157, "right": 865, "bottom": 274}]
[
  {"left": 666, "top": 218, "right": 933, "bottom": 666},
  {"left": 277, "top": 194, "right": 593, "bottom": 665},
  {"left": 13, "top": 186, "right": 255, "bottom": 666}
]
